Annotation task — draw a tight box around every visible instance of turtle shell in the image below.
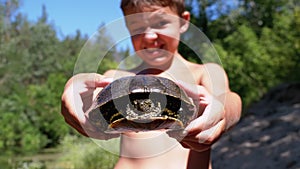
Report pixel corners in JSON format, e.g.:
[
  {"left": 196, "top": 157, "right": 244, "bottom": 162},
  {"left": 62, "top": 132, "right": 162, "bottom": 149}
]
[{"left": 87, "top": 75, "right": 196, "bottom": 133}]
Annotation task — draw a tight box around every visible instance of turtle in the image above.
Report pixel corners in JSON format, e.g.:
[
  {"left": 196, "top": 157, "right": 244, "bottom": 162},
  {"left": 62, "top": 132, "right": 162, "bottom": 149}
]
[{"left": 87, "top": 75, "right": 196, "bottom": 133}]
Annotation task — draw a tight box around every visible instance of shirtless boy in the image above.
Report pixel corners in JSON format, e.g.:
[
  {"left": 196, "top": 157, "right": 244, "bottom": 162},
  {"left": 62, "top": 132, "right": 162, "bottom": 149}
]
[{"left": 61, "top": 0, "right": 242, "bottom": 168}]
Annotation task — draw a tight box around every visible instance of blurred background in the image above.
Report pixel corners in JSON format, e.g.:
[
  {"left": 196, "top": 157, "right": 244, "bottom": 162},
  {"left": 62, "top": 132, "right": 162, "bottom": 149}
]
[{"left": 0, "top": 0, "right": 299, "bottom": 168}]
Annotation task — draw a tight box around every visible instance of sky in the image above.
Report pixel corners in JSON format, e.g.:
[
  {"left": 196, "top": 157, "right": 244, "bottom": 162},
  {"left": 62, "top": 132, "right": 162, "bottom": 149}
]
[{"left": 18, "top": 0, "right": 125, "bottom": 38}]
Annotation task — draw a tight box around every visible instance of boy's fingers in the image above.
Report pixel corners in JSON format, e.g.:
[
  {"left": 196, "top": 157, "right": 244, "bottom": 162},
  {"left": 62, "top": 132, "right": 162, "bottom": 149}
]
[
  {"left": 79, "top": 72, "right": 112, "bottom": 88},
  {"left": 184, "top": 113, "right": 216, "bottom": 135},
  {"left": 61, "top": 73, "right": 120, "bottom": 140},
  {"left": 180, "top": 119, "right": 225, "bottom": 146},
  {"left": 175, "top": 81, "right": 212, "bottom": 114},
  {"left": 195, "top": 119, "right": 225, "bottom": 144},
  {"left": 61, "top": 88, "right": 97, "bottom": 132},
  {"left": 62, "top": 103, "right": 119, "bottom": 140},
  {"left": 186, "top": 97, "right": 225, "bottom": 132},
  {"left": 68, "top": 73, "right": 111, "bottom": 88},
  {"left": 67, "top": 118, "right": 120, "bottom": 140},
  {"left": 85, "top": 77, "right": 114, "bottom": 88}
]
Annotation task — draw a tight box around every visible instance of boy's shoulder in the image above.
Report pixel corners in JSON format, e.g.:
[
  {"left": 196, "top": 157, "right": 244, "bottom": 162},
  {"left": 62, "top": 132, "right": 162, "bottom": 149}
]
[
  {"left": 183, "top": 60, "right": 205, "bottom": 76},
  {"left": 183, "top": 61, "right": 227, "bottom": 85},
  {"left": 186, "top": 61, "right": 223, "bottom": 71},
  {"left": 187, "top": 61, "right": 225, "bottom": 75}
]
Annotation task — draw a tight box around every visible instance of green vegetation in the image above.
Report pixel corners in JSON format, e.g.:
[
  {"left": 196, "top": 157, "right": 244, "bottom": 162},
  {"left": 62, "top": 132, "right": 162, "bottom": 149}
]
[
  {"left": 0, "top": 0, "right": 299, "bottom": 168},
  {"left": 183, "top": 0, "right": 299, "bottom": 106},
  {"left": 55, "top": 135, "right": 119, "bottom": 169}
]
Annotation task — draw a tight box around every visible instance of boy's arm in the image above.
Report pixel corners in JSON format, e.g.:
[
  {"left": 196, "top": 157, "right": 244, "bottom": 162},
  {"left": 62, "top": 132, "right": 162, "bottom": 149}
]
[
  {"left": 201, "top": 63, "right": 242, "bottom": 131},
  {"left": 216, "top": 91, "right": 242, "bottom": 131},
  {"left": 173, "top": 63, "right": 242, "bottom": 152}
]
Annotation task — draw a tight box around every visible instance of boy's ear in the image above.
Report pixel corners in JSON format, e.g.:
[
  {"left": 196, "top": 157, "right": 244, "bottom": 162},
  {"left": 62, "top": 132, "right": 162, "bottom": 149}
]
[{"left": 180, "top": 11, "right": 190, "bottom": 33}]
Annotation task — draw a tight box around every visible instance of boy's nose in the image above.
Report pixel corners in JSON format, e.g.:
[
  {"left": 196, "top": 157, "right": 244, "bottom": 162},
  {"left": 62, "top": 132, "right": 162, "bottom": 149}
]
[{"left": 144, "top": 30, "right": 158, "bottom": 41}]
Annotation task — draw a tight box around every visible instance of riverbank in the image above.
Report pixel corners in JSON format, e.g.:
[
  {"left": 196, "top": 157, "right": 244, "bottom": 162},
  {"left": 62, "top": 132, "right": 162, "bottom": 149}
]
[{"left": 212, "top": 83, "right": 300, "bottom": 169}]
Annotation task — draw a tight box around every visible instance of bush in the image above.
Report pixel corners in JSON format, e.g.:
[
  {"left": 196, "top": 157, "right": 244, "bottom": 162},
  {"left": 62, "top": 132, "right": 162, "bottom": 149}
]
[{"left": 56, "top": 135, "right": 119, "bottom": 169}]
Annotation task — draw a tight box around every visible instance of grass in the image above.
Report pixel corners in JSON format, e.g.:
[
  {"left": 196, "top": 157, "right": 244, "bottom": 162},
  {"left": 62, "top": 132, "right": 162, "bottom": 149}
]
[{"left": 1, "top": 135, "right": 120, "bottom": 169}]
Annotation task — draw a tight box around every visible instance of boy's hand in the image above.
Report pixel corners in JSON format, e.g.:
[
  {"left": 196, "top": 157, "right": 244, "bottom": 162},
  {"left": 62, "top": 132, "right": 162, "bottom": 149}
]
[
  {"left": 168, "top": 81, "right": 226, "bottom": 152},
  {"left": 61, "top": 73, "right": 120, "bottom": 140}
]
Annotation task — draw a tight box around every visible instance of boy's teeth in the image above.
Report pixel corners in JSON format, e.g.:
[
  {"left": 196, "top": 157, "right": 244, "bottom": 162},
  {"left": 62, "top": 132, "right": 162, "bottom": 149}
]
[{"left": 147, "top": 48, "right": 158, "bottom": 52}]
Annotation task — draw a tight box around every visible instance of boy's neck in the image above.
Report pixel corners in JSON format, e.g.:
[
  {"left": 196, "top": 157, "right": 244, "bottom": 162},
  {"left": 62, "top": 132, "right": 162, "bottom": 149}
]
[{"left": 136, "top": 52, "right": 186, "bottom": 73}]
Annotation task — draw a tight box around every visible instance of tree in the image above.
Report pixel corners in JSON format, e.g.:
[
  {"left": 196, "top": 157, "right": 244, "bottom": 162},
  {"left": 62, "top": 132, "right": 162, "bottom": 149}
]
[
  {"left": 0, "top": 1, "right": 121, "bottom": 156},
  {"left": 186, "top": 0, "right": 299, "bottom": 109},
  {"left": 215, "top": 25, "right": 274, "bottom": 106},
  {"left": 0, "top": 0, "right": 20, "bottom": 41},
  {"left": 74, "top": 25, "right": 118, "bottom": 74}
]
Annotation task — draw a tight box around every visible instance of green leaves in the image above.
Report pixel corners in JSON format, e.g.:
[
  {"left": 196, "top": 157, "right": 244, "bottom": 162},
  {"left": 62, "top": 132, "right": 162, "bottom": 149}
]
[
  {"left": 186, "top": 0, "right": 300, "bottom": 108},
  {"left": 0, "top": 1, "right": 121, "bottom": 157},
  {"left": 0, "top": 73, "right": 68, "bottom": 154}
]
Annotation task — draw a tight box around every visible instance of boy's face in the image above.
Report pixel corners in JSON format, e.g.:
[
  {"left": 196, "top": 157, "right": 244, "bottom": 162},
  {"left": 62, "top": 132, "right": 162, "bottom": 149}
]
[{"left": 124, "top": 6, "right": 190, "bottom": 67}]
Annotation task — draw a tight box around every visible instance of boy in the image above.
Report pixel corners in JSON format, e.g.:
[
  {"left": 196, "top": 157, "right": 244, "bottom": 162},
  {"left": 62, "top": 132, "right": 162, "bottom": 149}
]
[{"left": 61, "top": 0, "right": 242, "bottom": 168}]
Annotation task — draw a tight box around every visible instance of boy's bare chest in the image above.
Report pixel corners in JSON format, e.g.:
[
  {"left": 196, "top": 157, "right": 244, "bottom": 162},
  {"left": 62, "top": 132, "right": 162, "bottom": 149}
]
[
  {"left": 162, "top": 64, "right": 203, "bottom": 85},
  {"left": 107, "top": 64, "right": 203, "bottom": 85}
]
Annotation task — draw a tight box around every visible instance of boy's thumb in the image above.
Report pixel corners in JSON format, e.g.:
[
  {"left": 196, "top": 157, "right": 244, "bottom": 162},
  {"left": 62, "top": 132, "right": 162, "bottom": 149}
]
[{"left": 92, "top": 77, "right": 114, "bottom": 88}]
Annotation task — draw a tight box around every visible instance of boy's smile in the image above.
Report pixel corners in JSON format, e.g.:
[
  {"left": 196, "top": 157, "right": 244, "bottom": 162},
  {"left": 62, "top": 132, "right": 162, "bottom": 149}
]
[{"left": 124, "top": 6, "right": 190, "bottom": 68}]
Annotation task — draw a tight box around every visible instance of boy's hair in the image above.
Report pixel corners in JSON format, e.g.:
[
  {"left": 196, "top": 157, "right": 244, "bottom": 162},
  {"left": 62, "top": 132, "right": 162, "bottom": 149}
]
[{"left": 120, "top": 0, "right": 185, "bottom": 16}]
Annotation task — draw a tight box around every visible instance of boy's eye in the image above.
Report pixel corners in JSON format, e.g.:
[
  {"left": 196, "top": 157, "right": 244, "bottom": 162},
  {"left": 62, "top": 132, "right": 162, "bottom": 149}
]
[
  {"left": 152, "top": 20, "right": 168, "bottom": 29},
  {"left": 129, "top": 24, "right": 147, "bottom": 34},
  {"left": 131, "top": 27, "right": 146, "bottom": 35}
]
